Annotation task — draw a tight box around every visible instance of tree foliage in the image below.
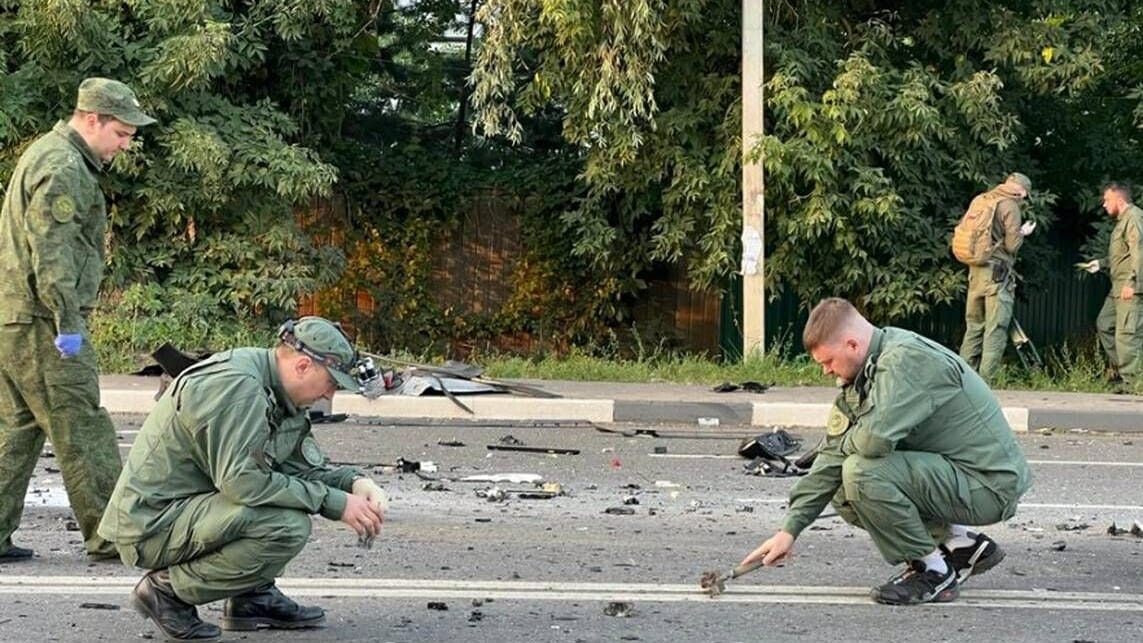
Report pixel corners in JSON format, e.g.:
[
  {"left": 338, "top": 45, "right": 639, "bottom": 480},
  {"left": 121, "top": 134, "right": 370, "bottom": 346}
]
[
  {"left": 0, "top": 0, "right": 374, "bottom": 324},
  {"left": 472, "top": 0, "right": 1143, "bottom": 322}
]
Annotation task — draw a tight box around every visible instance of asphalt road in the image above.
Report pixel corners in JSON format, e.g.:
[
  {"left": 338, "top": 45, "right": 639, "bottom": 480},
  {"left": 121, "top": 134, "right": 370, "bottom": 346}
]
[{"left": 2, "top": 415, "right": 1142, "bottom": 642}]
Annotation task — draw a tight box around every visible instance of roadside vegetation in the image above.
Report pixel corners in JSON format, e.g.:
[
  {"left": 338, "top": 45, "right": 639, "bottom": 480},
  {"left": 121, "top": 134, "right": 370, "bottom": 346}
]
[{"left": 93, "top": 311, "right": 1112, "bottom": 394}]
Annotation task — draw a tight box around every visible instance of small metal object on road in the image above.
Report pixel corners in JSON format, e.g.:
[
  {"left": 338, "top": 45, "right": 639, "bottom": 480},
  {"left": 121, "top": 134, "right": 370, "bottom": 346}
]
[
  {"left": 427, "top": 602, "right": 448, "bottom": 611},
  {"left": 700, "top": 559, "right": 766, "bottom": 597},
  {"left": 438, "top": 439, "right": 466, "bottom": 447},
  {"left": 1050, "top": 540, "right": 1067, "bottom": 551},
  {"left": 604, "top": 506, "right": 635, "bottom": 515}
]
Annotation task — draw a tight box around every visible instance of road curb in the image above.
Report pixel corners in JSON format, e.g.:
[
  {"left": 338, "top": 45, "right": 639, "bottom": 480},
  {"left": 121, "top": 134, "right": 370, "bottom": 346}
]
[{"left": 99, "top": 389, "right": 1042, "bottom": 432}]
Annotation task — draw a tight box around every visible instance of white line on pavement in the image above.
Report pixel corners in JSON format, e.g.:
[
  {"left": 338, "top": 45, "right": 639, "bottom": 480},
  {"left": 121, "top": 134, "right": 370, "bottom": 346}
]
[
  {"left": 1, "top": 576, "right": 1138, "bottom": 611},
  {"left": 732, "top": 498, "right": 1143, "bottom": 511},
  {"left": 1026, "top": 459, "right": 1143, "bottom": 467}
]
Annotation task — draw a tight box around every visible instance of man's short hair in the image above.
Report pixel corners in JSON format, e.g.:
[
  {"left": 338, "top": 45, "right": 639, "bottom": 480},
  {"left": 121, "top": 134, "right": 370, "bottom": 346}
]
[
  {"left": 72, "top": 110, "right": 118, "bottom": 125},
  {"left": 1104, "top": 181, "right": 1133, "bottom": 204},
  {"left": 803, "top": 297, "right": 859, "bottom": 351}
]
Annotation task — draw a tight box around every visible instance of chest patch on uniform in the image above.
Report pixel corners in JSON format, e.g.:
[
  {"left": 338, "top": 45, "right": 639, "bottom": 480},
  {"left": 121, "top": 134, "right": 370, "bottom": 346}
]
[
  {"left": 826, "top": 406, "right": 851, "bottom": 437},
  {"left": 51, "top": 194, "right": 77, "bottom": 223},
  {"left": 301, "top": 437, "right": 324, "bottom": 466}
]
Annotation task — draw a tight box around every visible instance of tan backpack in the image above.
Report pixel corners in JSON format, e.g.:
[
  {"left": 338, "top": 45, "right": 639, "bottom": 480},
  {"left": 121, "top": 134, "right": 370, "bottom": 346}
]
[{"left": 951, "top": 192, "right": 1002, "bottom": 266}]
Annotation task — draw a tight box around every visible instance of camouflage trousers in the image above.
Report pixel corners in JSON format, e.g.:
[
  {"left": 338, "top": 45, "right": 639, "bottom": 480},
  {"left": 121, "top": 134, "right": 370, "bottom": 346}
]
[
  {"left": 1096, "top": 294, "right": 1143, "bottom": 386},
  {"left": 116, "top": 493, "right": 311, "bottom": 604},
  {"left": 0, "top": 316, "right": 120, "bottom": 557},
  {"left": 960, "top": 264, "right": 1014, "bottom": 381},
  {"left": 829, "top": 452, "right": 1023, "bottom": 564}
]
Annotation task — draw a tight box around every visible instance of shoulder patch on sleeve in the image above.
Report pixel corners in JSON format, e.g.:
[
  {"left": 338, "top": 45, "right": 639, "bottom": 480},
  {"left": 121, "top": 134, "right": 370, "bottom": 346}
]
[
  {"left": 301, "top": 437, "right": 325, "bottom": 466},
  {"left": 50, "top": 194, "right": 77, "bottom": 223}
]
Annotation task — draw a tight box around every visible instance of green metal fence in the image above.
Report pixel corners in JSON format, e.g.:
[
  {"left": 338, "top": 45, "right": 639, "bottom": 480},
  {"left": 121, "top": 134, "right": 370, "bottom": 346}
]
[{"left": 720, "top": 252, "right": 1107, "bottom": 361}]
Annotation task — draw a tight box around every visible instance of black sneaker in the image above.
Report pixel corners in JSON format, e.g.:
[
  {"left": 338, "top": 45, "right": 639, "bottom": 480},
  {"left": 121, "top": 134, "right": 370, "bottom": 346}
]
[
  {"left": 871, "top": 561, "right": 959, "bottom": 605},
  {"left": 941, "top": 532, "right": 1005, "bottom": 583}
]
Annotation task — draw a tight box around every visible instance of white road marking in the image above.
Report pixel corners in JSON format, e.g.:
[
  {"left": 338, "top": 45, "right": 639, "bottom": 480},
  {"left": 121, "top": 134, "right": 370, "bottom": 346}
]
[
  {"left": 732, "top": 497, "right": 1143, "bottom": 511},
  {"left": 1, "top": 576, "right": 1138, "bottom": 611},
  {"left": 1026, "top": 459, "right": 1143, "bottom": 467}
]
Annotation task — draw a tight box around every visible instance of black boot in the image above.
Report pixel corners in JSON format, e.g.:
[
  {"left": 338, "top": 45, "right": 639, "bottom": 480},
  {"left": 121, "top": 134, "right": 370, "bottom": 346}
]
[
  {"left": 130, "top": 569, "right": 221, "bottom": 642},
  {"left": 0, "top": 539, "right": 34, "bottom": 562},
  {"left": 222, "top": 583, "right": 326, "bottom": 631}
]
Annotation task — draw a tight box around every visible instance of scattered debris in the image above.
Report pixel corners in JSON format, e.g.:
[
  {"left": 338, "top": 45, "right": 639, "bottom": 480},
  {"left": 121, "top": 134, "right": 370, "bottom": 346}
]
[
  {"left": 475, "top": 487, "right": 507, "bottom": 502},
  {"left": 653, "top": 480, "right": 680, "bottom": 488},
  {"left": 79, "top": 603, "right": 119, "bottom": 610},
  {"left": 622, "top": 496, "right": 640, "bottom": 505},
  {"left": 474, "top": 517, "right": 492, "bottom": 523},
  {"left": 395, "top": 458, "right": 437, "bottom": 473},
  {"left": 309, "top": 410, "right": 347, "bottom": 424},
  {"left": 604, "top": 506, "right": 636, "bottom": 515},
  {"left": 603, "top": 602, "right": 633, "bottom": 617},
  {"left": 460, "top": 473, "right": 543, "bottom": 484},
  {"left": 653, "top": 446, "right": 668, "bottom": 454},
  {"left": 697, "top": 417, "right": 720, "bottom": 426},
  {"left": 516, "top": 483, "right": 564, "bottom": 500},
  {"left": 712, "top": 381, "right": 770, "bottom": 394},
  {"left": 498, "top": 435, "right": 524, "bottom": 445},
  {"left": 438, "top": 439, "right": 466, "bottom": 447},
  {"left": 427, "top": 602, "right": 448, "bottom": 611},
  {"left": 1050, "top": 541, "right": 1067, "bottom": 551},
  {"left": 468, "top": 610, "right": 483, "bottom": 622},
  {"left": 44, "top": 466, "right": 59, "bottom": 474},
  {"left": 422, "top": 481, "right": 449, "bottom": 492},
  {"left": 736, "top": 505, "right": 755, "bottom": 513},
  {"left": 738, "top": 430, "right": 801, "bottom": 458},
  {"left": 1055, "top": 520, "right": 1090, "bottom": 531},
  {"left": 328, "top": 561, "right": 355, "bottom": 568},
  {"left": 472, "top": 599, "right": 484, "bottom": 607},
  {"left": 64, "top": 520, "right": 79, "bottom": 531},
  {"left": 1038, "top": 428, "right": 1053, "bottom": 436},
  {"left": 486, "top": 444, "right": 581, "bottom": 455}
]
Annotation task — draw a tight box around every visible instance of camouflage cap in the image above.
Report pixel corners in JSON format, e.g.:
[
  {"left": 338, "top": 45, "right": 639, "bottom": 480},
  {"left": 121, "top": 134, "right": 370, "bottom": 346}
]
[
  {"left": 75, "top": 78, "right": 156, "bottom": 127},
  {"left": 283, "top": 317, "right": 359, "bottom": 391},
  {"left": 1006, "top": 172, "right": 1032, "bottom": 194}
]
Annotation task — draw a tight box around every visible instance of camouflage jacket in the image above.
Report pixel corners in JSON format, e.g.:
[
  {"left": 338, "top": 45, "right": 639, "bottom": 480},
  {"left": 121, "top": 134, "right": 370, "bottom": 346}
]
[
  {"left": 99, "top": 348, "right": 364, "bottom": 544},
  {"left": 0, "top": 122, "right": 106, "bottom": 333}
]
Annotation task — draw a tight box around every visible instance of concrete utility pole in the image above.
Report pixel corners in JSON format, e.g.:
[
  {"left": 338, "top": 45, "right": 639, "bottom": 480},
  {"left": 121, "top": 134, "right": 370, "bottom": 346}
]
[{"left": 741, "top": 0, "right": 765, "bottom": 357}]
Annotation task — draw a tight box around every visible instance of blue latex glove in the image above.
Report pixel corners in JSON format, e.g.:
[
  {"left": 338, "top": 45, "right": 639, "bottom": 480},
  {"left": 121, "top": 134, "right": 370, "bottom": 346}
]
[{"left": 54, "top": 333, "right": 83, "bottom": 358}]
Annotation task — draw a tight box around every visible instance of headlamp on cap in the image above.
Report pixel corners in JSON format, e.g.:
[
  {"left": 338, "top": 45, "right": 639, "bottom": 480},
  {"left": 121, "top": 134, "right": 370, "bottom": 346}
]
[{"left": 277, "top": 319, "right": 386, "bottom": 398}]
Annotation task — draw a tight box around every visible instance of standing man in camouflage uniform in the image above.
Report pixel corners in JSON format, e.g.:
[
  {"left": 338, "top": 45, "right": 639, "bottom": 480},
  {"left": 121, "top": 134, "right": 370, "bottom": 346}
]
[
  {"left": 959, "top": 172, "right": 1037, "bottom": 381},
  {"left": 740, "top": 298, "right": 1031, "bottom": 605},
  {"left": 0, "top": 78, "right": 156, "bottom": 562},
  {"left": 1080, "top": 182, "right": 1143, "bottom": 390},
  {"left": 100, "top": 317, "right": 387, "bottom": 642}
]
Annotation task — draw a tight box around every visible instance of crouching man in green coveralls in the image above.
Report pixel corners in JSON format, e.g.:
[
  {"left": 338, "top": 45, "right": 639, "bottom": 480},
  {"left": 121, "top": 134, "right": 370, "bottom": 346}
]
[
  {"left": 99, "top": 317, "right": 386, "bottom": 641},
  {"left": 740, "top": 298, "right": 1031, "bottom": 605}
]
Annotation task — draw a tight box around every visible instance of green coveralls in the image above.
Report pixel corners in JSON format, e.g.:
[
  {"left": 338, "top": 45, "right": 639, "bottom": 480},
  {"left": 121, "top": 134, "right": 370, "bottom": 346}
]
[
  {"left": 0, "top": 122, "right": 121, "bottom": 558},
  {"left": 98, "top": 348, "right": 365, "bottom": 605},
  {"left": 1095, "top": 204, "right": 1143, "bottom": 386},
  {"left": 960, "top": 188, "right": 1025, "bottom": 381},
  {"left": 784, "top": 328, "right": 1031, "bottom": 565}
]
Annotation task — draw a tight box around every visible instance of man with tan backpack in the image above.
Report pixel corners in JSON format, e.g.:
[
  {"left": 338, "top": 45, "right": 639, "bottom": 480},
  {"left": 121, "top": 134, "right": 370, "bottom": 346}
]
[{"left": 952, "top": 173, "right": 1036, "bottom": 381}]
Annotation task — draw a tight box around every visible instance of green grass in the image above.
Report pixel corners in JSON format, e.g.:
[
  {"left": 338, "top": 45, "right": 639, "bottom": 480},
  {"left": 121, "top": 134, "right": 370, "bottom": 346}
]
[{"left": 483, "top": 348, "right": 829, "bottom": 386}]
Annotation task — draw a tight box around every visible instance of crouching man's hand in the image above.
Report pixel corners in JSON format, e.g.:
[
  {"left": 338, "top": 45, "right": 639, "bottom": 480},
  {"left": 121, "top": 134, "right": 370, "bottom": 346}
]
[
  {"left": 341, "top": 493, "right": 383, "bottom": 539},
  {"left": 352, "top": 477, "right": 390, "bottom": 515},
  {"left": 740, "top": 530, "right": 796, "bottom": 568}
]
